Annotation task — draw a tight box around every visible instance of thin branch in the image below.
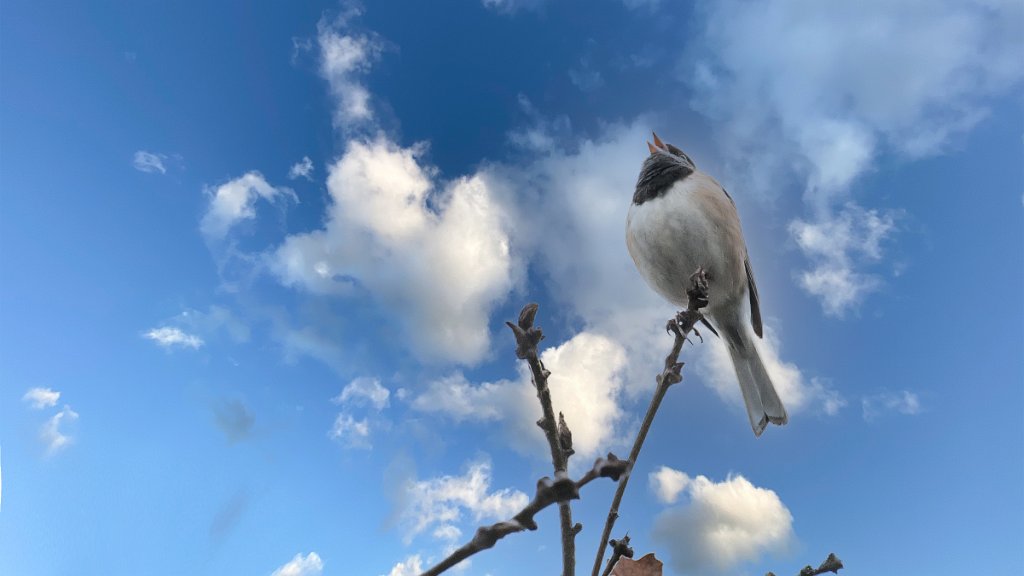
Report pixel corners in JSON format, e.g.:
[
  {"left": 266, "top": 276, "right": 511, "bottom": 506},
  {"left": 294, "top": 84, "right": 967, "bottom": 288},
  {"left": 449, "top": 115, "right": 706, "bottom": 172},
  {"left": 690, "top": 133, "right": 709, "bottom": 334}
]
[
  {"left": 600, "top": 534, "right": 634, "bottom": 576},
  {"left": 506, "top": 303, "right": 578, "bottom": 576},
  {"left": 590, "top": 268, "right": 713, "bottom": 576},
  {"left": 417, "top": 455, "right": 629, "bottom": 576}
]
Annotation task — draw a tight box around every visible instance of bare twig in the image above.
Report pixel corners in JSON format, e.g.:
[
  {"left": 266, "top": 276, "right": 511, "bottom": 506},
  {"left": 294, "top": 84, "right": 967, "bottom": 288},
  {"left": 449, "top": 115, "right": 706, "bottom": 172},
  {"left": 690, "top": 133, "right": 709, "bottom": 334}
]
[
  {"left": 600, "top": 534, "right": 634, "bottom": 576},
  {"left": 590, "top": 269, "right": 713, "bottom": 576},
  {"left": 505, "top": 303, "right": 578, "bottom": 575},
  {"left": 417, "top": 455, "right": 629, "bottom": 576}
]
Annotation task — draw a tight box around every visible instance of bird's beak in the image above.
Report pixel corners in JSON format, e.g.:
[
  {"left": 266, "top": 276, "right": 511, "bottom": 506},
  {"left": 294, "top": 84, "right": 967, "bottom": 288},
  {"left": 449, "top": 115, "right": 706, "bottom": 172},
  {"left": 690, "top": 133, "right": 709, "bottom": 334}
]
[
  {"left": 652, "top": 132, "right": 666, "bottom": 150},
  {"left": 647, "top": 141, "right": 658, "bottom": 155}
]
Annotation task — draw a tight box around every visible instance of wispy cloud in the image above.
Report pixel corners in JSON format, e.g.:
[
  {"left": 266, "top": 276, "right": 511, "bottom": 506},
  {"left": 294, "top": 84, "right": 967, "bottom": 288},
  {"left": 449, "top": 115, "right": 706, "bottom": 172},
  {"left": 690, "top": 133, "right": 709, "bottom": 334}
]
[
  {"left": 328, "top": 377, "right": 392, "bottom": 449},
  {"left": 329, "top": 413, "right": 372, "bottom": 449},
  {"left": 143, "top": 326, "right": 204, "bottom": 350},
  {"left": 862, "top": 390, "right": 922, "bottom": 421},
  {"left": 133, "top": 150, "right": 167, "bottom": 174},
  {"left": 41, "top": 405, "right": 79, "bottom": 454},
  {"left": 400, "top": 458, "right": 528, "bottom": 545},
  {"left": 317, "top": 13, "right": 381, "bottom": 128},
  {"left": 271, "top": 552, "right": 323, "bottom": 576},
  {"left": 175, "top": 306, "right": 250, "bottom": 344},
  {"left": 568, "top": 56, "right": 604, "bottom": 92},
  {"left": 414, "top": 331, "right": 628, "bottom": 460},
  {"left": 23, "top": 387, "right": 60, "bottom": 409},
  {"left": 697, "top": 325, "right": 844, "bottom": 419},
  {"left": 384, "top": 555, "right": 424, "bottom": 576},
  {"left": 790, "top": 205, "right": 898, "bottom": 316},
  {"left": 200, "top": 172, "right": 297, "bottom": 241},
  {"left": 288, "top": 156, "right": 315, "bottom": 180},
  {"left": 652, "top": 470, "right": 794, "bottom": 575},
  {"left": 687, "top": 0, "right": 1023, "bottom": 315},
  {"left": 334, "top": 377, "right": 390, "bottom": 410}
]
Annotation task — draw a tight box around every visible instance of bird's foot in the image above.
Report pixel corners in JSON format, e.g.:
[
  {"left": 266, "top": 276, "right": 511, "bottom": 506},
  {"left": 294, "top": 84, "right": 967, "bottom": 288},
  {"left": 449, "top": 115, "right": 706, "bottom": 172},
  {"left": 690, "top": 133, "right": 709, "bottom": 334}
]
[{"left": 686, "top": 267, "right": 711, "bottom": 310}]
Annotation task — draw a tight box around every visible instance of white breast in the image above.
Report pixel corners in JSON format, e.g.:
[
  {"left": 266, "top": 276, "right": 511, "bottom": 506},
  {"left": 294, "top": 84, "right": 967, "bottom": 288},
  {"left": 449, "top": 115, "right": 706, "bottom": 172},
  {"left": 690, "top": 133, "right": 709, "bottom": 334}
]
[{"left": 626, "top": 173, "right": 747, "bottom": 311}]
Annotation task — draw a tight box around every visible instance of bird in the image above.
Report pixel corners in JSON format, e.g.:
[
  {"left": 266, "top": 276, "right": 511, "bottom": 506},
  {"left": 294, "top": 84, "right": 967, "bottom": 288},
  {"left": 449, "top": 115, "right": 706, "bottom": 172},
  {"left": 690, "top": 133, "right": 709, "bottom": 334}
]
[{"left": 625, "top": 132, "right": 787, "bottom": 436}]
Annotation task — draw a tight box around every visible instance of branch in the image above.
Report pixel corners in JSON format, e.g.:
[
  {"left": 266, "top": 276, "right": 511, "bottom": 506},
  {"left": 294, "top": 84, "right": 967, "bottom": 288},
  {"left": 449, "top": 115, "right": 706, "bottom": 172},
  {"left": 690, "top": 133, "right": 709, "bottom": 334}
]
[
  {"left": 766, "top": 553, "right": 844, "bottom": 576},
  {"left": 417, "top": 455, "right": 629, "bottom": 576},
  {"left": 591, "top": 268, "right": 713, "bottom": 576},
  {"left": 600, "top": 534, "right": 634, "bottom": 576},
  {"left": 506, "top": 303, "right": 578, "bottom": 576}
]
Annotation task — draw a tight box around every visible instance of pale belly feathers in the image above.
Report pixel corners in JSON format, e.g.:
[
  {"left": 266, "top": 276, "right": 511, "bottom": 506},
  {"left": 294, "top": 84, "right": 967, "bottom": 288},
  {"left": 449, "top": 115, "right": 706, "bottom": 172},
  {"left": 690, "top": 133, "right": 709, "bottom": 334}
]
[{"left": 625, "top": 173, "right": 747, "bottom": 315}]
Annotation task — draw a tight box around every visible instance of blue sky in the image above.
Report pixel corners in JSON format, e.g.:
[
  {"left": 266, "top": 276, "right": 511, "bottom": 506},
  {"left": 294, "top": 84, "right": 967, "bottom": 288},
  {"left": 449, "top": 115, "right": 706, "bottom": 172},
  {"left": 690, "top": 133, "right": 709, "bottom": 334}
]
[{"left": 1, "top": 1, "right": 1022, "bottom": 575}]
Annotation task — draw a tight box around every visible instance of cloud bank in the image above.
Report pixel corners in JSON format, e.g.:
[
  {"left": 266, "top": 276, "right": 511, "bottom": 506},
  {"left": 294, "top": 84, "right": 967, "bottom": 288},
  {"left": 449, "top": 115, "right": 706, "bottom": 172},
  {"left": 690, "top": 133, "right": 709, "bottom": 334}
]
[
  {"left": 688, "top": 0, "right": 1023, "bottom": 315},
  {"left": 652, "top": 469, "right": 794, "bottom": 575}
]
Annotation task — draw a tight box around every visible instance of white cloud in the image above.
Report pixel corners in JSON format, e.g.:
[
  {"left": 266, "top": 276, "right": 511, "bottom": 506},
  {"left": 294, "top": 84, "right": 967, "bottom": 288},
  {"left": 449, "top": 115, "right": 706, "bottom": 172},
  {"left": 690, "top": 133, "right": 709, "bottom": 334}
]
[
  {"left": 432, "top": 524, "right": 462, "bottom": 541},
  {"left": 652, "top": 471, "right": 794, "bottom": 575},
  {"left": 412, "top": 372, "right": 516, "bottom": 422},
  {"left": 485, "top": 117, "right": 678, "bottom": 396},
  {"left": 401, "top": 459, "right": 528, "bottom": 544},
  {"left": 334, "top": 377, "right": 390, "bottom": 410},
  {"left": 133, "top": 150, "right": 167, "bottom": 174},
  {"left": 143, "top": 326, "right": 204, "bottom": 350},
  {"left": 41, "top": 405, "right": 79, "bottom": 454},
  {"left": 384, "top": 555, "right": 424, "bottom": 576},
  {"left": 790, "top": 205, "right": 897, "bottom": 316},
  {"left": 289, "top": 156, "right": 314, "bottom": 180},
  {"left": 688, "top": 0, "right": 1023, "bottom": 313},
  {"left": 541, "top": 332, "right": 628, "bottom": 457},
  {"left": 317, "top": 16, "right": 381, "bottom": 127},
  {"left": 23, "top": 387, "right": 60, "bottom": 409},
  {"left": 697, "top": 324, "right": 843, "bottom": 421},
  {"left": 413, "top": 331, "right": 628, "bottom": 460},
  {"left": 271, "top": 552, "right": 323, "bottom": 576},
  {"left": 862, "top": 390, "right": 922, "bottom": 421},
  {"left": 271, "top": 135, "right": 516, "bottom": 365},
  {"left": 201, "top": 172, "right": 296, "bottom": 241},
  {"left": 649, "top": 466, "right": 691, "bottom": 505},
  {"left": 329, "top": 413, "right": 371, "bottom": 449}
]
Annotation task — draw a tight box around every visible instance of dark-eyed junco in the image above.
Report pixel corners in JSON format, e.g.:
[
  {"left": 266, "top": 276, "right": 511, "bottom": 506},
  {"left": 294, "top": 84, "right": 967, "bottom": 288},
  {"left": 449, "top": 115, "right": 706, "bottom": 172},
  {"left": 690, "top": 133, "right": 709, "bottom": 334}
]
[{"left": 626, "top": 133, "right": 787, "bottom": 436}]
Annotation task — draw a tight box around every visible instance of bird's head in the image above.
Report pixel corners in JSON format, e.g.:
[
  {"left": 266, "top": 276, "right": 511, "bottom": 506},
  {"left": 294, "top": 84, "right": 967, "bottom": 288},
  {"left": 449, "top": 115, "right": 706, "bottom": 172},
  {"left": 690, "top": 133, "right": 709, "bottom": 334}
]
[{"left": 633, "top": 132, "right": 696, "bottom": 205}]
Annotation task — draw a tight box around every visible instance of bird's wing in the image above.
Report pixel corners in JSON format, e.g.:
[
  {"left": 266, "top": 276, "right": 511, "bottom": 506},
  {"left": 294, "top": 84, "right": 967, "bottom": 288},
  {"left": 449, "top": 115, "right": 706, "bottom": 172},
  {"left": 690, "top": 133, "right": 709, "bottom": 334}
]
[{"left": 745, "top": 257, "right": 763, "bottom": 338}]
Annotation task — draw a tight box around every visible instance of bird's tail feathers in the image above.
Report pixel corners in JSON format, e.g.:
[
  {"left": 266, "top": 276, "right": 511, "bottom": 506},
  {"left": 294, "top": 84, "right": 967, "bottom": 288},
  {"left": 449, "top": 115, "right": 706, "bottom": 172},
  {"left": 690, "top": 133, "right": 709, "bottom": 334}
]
[{"left": 726, "top": 332, "right": 788, "bottom": 437}]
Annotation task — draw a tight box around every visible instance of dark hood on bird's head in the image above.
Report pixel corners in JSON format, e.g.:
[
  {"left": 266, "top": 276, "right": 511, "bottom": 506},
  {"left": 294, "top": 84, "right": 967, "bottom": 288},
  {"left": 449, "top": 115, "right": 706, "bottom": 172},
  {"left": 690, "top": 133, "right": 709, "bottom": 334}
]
[{"left": 633, "top": 146, "right": 696, "bottom": 206}]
